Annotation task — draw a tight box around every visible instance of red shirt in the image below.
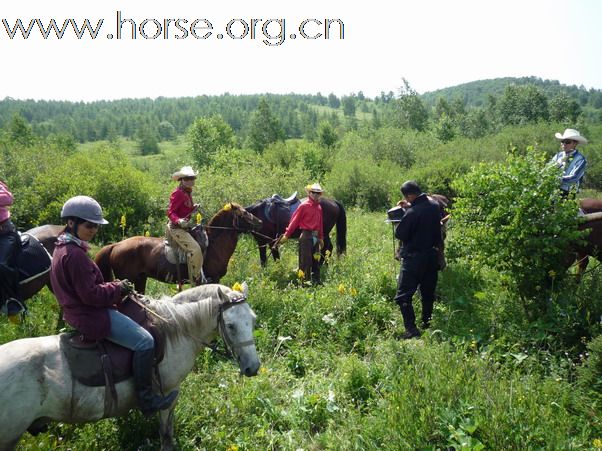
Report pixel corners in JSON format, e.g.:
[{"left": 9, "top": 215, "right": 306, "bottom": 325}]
[
  {"left": 284, "top": 197, "right": 323, "bottom": 240},
  {"left": 167, "top": 186, "right": 195, "bottom": 223},
  {"left": 50, "top": 242, "right": 122, "bottom": 340}
]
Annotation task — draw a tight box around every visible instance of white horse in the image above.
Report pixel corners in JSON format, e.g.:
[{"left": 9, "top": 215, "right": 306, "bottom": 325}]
[{"left": 0, "top": 284, "right": 260, "bottom": 451}]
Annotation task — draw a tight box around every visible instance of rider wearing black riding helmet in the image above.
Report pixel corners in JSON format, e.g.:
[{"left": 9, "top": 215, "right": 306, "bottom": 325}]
[{"left": 50, "top": 195, "right": 178, "bottom": 416}]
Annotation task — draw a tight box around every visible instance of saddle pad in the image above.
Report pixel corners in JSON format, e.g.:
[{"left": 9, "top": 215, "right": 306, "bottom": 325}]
[
  {"left": 18, "top": 233, "right": 52, "bottom": 284},
  {"left": 61, "top": 297, "right": 166, "bottom": 387}
]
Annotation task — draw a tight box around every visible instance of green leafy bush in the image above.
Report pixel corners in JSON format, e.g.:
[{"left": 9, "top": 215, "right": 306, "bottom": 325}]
[{"left": 450, "top": 145, "right": 585, "bottom": 315}]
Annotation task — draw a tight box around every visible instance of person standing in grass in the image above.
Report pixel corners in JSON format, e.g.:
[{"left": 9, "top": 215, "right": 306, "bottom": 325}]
[
  {"left": 393, "top": 181, "right": 442, "bottom": 339},
  {"left": 275, "top": 183, "right": 324, "bottom": 285},
  {"left": 549, "top": 128, "right": 588, "bottom": 197}
]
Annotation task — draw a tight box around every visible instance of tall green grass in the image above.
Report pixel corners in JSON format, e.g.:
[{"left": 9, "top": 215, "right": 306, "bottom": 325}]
[{"left": 2, "top": 211, "right": 601, "bottom": 450}]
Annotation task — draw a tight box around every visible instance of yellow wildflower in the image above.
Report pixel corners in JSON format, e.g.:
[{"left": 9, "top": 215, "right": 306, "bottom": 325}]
[
  {"left": 120, "top": 214, "right": 126, "bottom": 228},
  {"left": 592, "top": 438, "right": 602, "bottom": 449},
  {"left": 350, "top": 288, "right": 358, "bottom": 296},
  {"left": 144, "top": 230, "right": 150, "bottom": 237},
  {"left": 223, "top": 203, "right": 232, "bottom": 211},
  {"left": 226, "top": 445, "right": 239, "bottom": 451},
  {"left": 232, "top": 282, "right": 243, "bottom": 292},
  {"left": 196, "top": 212, "right": 202, "bottom": 224},
  {"left": 259, "top": 366, "right": 268, "bottom": 374},
  {"left": 325, "top": 249, "right": 331, "bottom": 257},
  {"left": 313, "top": 252, "right": 321, "bottom": 261},
  {"left": 548, "top": 270, "right": 556, "bottom": 278},
  {"left": 297, "top": 269, "right": 305, "bottom": 279},
  {"left": 338, "top": 284, "right": 346, "bottom": 295}
]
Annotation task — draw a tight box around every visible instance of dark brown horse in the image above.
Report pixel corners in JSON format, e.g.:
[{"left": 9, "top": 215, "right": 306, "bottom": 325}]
[
  {"left": 245, "top": 196, "right": 347, "bottom": 266},
  {"left": 94, "top": 203, "right": 262, "bottom": 293},
  {"left": 16, "top": 224, "right": 63, "bottom": 303}
]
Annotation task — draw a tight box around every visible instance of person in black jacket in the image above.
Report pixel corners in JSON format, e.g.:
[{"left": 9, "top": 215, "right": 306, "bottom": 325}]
[{"left": 394, "top": 181, "right": 443, "bottom": 339}]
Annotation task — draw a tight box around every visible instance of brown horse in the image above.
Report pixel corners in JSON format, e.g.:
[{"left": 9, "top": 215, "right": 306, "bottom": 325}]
[
  {"left": 569, "top": 212, "right": 602, "bottom": 279},
  {"left": 245, "top": 196, "right": 347, "bottom": 266},
  {"left": 94, "top": 203, "right": 262, "bottom": 293},
  {"left": 579, "top": 198, "right": 602, "bottom": 214},
  {"left": 16, "top": 224, "right": 63, "bottom": 304}
]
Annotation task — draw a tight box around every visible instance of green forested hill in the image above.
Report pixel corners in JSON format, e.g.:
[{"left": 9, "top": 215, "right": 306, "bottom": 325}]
[
  {"left": 421, "top": 76, "right": 602, "bottom": 108},
  {"left": 1, "top": 76, "right": 602, "bottom": 146}
]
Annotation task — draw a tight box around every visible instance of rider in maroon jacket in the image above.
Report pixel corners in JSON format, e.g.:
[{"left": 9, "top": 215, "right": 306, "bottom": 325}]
[{"left": 51, "top": 195, "right": 178, "bottom": 416}]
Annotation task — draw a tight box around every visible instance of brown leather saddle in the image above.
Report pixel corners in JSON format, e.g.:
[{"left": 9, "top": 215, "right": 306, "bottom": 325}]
[{"left": 62, "top": 295, "right": 166, "bottom": 388}]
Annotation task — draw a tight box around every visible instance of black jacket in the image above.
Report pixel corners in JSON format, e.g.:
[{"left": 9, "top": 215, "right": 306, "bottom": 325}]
[{"left": 395, "top": 194, "right": 442, "bottom": 255}]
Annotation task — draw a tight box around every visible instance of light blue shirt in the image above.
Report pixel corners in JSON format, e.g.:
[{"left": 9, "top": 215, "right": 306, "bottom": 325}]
[{"left": 550, "top": 150, "right": 587, "bottom": 192}]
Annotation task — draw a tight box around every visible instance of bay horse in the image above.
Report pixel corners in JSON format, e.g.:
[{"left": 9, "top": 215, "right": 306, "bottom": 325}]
[
  {"left": 569, "top": 211, "right": 602, "bottom": 279},
  {"left": 95, "top": 203, "right": 262, "bottom": 293},
  {"left": 0, "top": 284, "right": 260, "bottom": 451},
  {"left": 245, "top": 195, "right": 347, "bottom": 266},
  {"left": 11, "top": 224, "right": 63, "bottom": 308}
]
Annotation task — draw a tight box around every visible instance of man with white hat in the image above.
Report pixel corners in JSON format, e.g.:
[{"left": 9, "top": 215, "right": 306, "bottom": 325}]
[
  {"left": 550, "top": 128, "right": 588, "bottom": 196},
  {"left": 274, "top": 183, "right": 325, "bottom": 285}
]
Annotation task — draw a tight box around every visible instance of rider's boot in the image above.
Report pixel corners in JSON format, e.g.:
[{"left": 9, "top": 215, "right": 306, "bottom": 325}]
[{"left": 133, "top": 349, "right": 178, "bottom": 417}]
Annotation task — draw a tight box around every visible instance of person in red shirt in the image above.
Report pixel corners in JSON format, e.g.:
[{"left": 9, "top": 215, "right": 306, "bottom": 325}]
[
  {"left": 275, "top": 183, "right": 325, "bottom": 284},
  {"left": 166, "top": 166, "right": 205, "bottom": 286}
]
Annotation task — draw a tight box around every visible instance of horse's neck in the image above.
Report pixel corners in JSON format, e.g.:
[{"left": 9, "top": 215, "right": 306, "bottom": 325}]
[{"left": 206, "top": 215, "right": 238, "bottom": 271}]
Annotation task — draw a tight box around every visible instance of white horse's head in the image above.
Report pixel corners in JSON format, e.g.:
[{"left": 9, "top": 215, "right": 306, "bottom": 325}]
[
  {"left": 216, "top": 285, "right": 260, "bottom": 376},
  {"left": 170, "top": 283, "right": 260, "bottom": 377}
]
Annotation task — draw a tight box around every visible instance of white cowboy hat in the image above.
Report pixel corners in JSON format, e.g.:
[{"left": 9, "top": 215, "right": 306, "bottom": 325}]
[
  {"left": 306, "top": 183, "right": 324, "bottom": 193},
  {"left": 554, "top": 128, "right": 588, "bottom": 144},
  {"left": 171, "top": 166, "right": 198, "bottom": 181}
]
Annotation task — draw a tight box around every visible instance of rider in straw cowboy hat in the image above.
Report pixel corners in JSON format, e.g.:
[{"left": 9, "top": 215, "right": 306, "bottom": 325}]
[
  {"left": 550, "top": 128, "right": 588, "bottom": 197},
  {"left": 275, "top": 183, "right": 325, "bottom": 285},
  {"left": 50, "top": 195, "right": 178, "bottom": 416},
  {"left": 166, "top": 166, "right": 206, "bottom": 286}
]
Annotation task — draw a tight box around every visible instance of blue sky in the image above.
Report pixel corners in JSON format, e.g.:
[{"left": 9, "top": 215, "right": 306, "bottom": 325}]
[{"left": 1, "top": 0, "right": 601, "bottom": 101}]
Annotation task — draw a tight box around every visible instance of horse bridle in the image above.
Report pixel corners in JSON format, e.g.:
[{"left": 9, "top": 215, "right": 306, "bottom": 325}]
[{"left": 217, "top": 297, "right": 256, "bottom": 361}]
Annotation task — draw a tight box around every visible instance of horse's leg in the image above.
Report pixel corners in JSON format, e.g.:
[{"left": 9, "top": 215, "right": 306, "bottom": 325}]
[
  {"left": 134, "top": 277, "right": 147, "bottom": 294},
  {"left": 259, "top": 245, "right": 268, "bottom": 267},
  {"left": 158, "top": 404, "right": 177, "bottom": 451},
  {"left": 271, "top": 246, "right": 280, "bottom": 262},
  {"left": 321, "top": 235, "right": 333, "bottom": 265}
]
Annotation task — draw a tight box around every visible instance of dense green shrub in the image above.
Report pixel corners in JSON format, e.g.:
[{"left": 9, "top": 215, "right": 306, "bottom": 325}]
[{"left": 450, "top": 145, "right": 585, "bottom": 316}]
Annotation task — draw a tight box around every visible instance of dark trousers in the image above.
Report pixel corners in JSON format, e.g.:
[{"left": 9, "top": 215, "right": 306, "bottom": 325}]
[
  {"left": 394, "top": 249, "right": 438, "bottom": 331},
  {"left": 299, "top": 230, "right": 320, "bottom": 283},
  {"left": 0, "top": 227, "right": 22, "bottom": 304}
]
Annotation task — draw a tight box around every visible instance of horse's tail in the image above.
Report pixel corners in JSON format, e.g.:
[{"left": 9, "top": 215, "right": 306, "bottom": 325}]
[
  {"left": 94, "top": 243, "right": 116, "bottom": 282},
  {"left": 334, "top": 200, "right": 347, "bottom": 255}
]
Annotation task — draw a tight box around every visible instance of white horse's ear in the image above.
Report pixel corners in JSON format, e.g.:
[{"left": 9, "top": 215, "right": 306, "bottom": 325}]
[
  {"left": 217, "top": 287, "right": 230, "bottom": 303},
  {"left": 241, "top": 281, "right": 249, "bottom": 298}
]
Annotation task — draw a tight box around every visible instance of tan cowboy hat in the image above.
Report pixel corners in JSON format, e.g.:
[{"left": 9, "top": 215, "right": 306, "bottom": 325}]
[
  {"left": 554, "top": 128, "right": 588, "bottom": 144},
  {"left": 171, "top": 166, "right": 198, "bottom": 181},
  {"left": 306, "top": 183, "right": 324, "bottom": 193}
]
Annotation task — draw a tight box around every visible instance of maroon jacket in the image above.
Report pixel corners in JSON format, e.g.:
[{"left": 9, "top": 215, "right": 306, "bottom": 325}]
[{"left": 50, "top": 241, "right": 122, "bottom": 340}]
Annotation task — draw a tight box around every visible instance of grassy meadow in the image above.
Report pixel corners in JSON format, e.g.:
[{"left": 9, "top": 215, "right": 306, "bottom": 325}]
[{"left": 2, "top": 210, "right": 601, "bottom": 450}]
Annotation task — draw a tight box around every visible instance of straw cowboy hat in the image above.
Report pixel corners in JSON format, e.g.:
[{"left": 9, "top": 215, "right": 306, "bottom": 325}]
[
  {"left": 306, "top": 183, "right": 324, "bottom": 193},
  {"left": 555, "top": 129, "right": 588, "bottom": 144},
  {"left": 171, "top": 166, "right": 198, "bottom": 181}
]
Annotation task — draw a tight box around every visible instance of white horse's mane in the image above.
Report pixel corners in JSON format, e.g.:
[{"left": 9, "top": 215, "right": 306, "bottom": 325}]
[{"left": 141, "top": 285, "right": 238, "bottom": 342}]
